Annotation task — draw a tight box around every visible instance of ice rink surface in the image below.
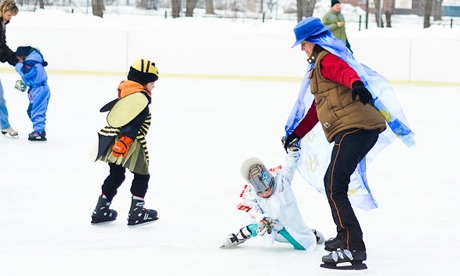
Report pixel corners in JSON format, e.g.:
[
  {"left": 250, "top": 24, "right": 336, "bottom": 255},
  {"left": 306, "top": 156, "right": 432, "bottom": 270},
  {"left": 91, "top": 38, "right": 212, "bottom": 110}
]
[{"left": 1, "top": 72, "right": 458, "bottom": 275}]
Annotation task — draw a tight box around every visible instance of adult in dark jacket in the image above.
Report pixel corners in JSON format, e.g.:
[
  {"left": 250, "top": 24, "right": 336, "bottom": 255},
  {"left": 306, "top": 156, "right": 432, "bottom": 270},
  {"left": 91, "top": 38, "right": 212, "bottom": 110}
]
[
  {"left": 0, "top": 0, "right": 19, "bottom": 137},
  {"left": 285, "top": 17, "right": 386, "bottom": 270}
]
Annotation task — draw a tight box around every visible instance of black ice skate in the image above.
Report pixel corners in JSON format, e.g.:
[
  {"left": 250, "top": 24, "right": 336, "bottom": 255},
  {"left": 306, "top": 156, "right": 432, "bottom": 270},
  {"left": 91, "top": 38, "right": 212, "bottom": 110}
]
[
  {"left": 127, "top": 196, "right": 158, "bottom": 226},
  {"left": 28, "top": 131, "right": 47, "bottom": 141},
  {"left": 220, "top": 226, "right": 253, "bottom": 248},
  {"left": 91, "top": 195, "right": 117, "bottom": 224},
  {"left": 324, "top": 236, "right": 344, "bottom": 252},
  {"left": 320, "top": 248, "right": 367, "bottom": 270}
]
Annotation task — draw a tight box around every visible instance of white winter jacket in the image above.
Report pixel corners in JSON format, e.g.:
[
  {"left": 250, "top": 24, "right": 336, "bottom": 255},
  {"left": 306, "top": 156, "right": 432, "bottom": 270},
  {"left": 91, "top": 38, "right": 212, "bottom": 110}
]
[{"left": 242, "top": 150, "right": 317, "bottom": 251}]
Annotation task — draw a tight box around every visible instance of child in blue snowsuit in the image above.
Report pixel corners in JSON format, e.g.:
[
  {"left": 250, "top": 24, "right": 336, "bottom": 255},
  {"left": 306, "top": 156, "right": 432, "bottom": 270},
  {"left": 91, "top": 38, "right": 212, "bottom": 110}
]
[{"left": 15, "top": 46, "right": 50, "bottom": 141}]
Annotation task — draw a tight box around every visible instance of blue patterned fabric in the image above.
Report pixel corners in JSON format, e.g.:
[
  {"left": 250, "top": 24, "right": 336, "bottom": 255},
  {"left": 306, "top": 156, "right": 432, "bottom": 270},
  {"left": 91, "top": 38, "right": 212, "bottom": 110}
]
[{"left": 285, "top": 18, "right": 415, "bottom": 210}]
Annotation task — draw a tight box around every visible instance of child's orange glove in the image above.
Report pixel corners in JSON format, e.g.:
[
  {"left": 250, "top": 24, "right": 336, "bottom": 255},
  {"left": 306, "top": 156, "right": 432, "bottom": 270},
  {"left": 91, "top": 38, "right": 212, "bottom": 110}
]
[{"left": 112, "top": 136, "right": 133, "bottom": 158}]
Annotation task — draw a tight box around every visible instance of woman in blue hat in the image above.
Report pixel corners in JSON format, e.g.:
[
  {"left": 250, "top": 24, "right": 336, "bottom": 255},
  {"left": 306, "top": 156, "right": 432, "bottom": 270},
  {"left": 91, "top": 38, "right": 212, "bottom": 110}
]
[
  {"left": 284, "top": 17, "right": 387, "bottom": 270},
  {"left": 285, "top": 17, "right": 415, "bottom": 270}
]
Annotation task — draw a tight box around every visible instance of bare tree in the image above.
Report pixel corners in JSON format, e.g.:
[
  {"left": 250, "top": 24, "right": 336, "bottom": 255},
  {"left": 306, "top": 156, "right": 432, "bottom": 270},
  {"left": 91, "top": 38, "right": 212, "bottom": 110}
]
[
  {"left": 92, "top": 0, "right": 105, "bottom": 18},
  {"left": 171, "top": 0, "right": 181, "bottom": 18},
  {"left": 305, "top": 0, "right": 316, "bottom": 18},
  {"left": 38, "top": 0, "right": 44, "bottom": 9},
  {"left": 185, "top": 0, "right": 198, "bottom": 17},
  {"left": 374, "top": 0, "right": 384, "bottom": 27},
  {"left": 424, "top": 0, "right": 433, "bottom": 28},
  {"left": 296, "top": 0, "right": 316, "bottom": 22},
  {"left": 205, "top": 0, "right": 214, "bottom": 14},
  {"left": 433, "top": 0, "right": 443, "bottom": 21},
  {"left": 138, "top": 0, "right": 156, "bottom": 9},
  {"left": 267, "top": 0, "right": 277, "bottom": 13}
]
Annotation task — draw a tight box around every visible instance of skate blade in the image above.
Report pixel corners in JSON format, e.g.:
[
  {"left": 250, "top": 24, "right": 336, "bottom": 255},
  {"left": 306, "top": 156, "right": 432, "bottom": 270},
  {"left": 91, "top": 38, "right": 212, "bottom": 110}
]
[
  {"left": 320, "top": 261, "right": 367, "bottom": 271},
  {"left": 219, "top": 244, "right": 239, "bottom": 249},
  {"left": 2, "top": 133, "right": 19, "bottom": 138},
  {"left": 28, "top": 136, "right": 47, "bottom": 141},
  {"left": 91, "top": 216, "right": 117, "bottom": 225},
  {"left": 91, "top": 220, "right": 116, "bottom": 225},
  {"left": 127, "top": 217, "right": 159, "bottom": 227}
]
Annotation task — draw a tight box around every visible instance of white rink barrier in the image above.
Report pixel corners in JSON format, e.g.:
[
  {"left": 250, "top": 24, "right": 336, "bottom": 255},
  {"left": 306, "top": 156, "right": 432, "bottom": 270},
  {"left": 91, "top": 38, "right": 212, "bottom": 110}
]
[{"left": 2, "top": 26, "right": 459, "bottom": 85}]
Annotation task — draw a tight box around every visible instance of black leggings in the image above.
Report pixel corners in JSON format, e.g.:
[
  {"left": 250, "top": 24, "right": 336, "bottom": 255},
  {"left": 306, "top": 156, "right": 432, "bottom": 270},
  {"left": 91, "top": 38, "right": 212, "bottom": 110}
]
[
  {"left": 324, "top": 128, "right": 380, "bottom": 251},
  {"left": 101, "top": 162, "right": 150, "bottom": 202}
]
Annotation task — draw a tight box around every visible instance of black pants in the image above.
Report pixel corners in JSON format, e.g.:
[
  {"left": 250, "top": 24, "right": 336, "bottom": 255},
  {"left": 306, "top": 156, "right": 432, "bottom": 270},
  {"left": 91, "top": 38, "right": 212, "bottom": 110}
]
[
  {"left": 324, "top": 128, "right": 379, "bottom": 251},
  {"left": 101, "top": 162, "right": 150, "bottom": 202}
]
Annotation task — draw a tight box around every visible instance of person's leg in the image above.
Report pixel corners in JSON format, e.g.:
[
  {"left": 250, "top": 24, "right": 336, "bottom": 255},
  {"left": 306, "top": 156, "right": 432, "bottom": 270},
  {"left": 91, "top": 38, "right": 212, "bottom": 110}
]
[
  {"left": 128, "top": 172, "right": 157, "bottom": 226},
  {"left": 29, "top": 87, "right": 50, "bottom": 133},
  {"left": 0, "top": 79, "right": 11, "bottom": 129},
  {"left": 324, "top": 129, "right": 379, "bottom": 251},
  {"left": 130, "top": 173, "right": 149, "bottom": 198},
  {"left": 101, "top": 162, "right": 126, "bottom": 201},
  {"left": 26, "top": 102, "right": 32, "bottom": 119},
  {"left": 345, "top": 40, "right": 353, "bottom": 54},
  {"left": 278, "top": 228, "right": 305, "bottom": 250},
  {"left": 91, "top": 163, "right": 125, "bottom": 224}
]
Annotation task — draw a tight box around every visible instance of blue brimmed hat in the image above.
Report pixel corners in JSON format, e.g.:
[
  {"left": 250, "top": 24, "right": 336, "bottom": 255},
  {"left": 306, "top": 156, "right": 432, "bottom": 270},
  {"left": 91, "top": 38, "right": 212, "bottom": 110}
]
[{"left": 292, "top": 17, "right": 330, "bottom": 48}]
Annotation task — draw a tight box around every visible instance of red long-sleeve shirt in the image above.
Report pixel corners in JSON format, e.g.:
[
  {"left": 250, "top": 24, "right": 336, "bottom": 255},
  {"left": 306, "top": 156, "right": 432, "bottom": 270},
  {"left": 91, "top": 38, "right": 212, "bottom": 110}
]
[{"left": 294, "top": 53, "right": 361, "bottom": 138}]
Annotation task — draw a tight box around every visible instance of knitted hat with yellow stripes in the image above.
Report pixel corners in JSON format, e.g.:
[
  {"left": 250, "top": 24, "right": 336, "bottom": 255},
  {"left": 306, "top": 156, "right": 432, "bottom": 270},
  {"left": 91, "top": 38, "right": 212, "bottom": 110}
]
[{"left": 127, "top": 59, "right": 159, "bottom": 85}]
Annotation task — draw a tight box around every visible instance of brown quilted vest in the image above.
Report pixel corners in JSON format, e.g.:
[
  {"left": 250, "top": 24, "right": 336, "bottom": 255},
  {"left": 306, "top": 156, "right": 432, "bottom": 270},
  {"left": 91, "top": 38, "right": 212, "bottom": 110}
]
[{"left": 309, "top": 50, "right": 386, "bottom": 142}]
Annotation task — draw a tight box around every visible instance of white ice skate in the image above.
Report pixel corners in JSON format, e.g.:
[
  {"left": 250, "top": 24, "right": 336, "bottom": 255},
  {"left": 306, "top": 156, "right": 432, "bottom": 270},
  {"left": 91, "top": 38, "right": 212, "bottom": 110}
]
[
  {"left": 312, "top": 229, "right": 325, "bottom": 244},
  {"left": 1, "top": 127, "right": 18, "bottom": 137},
  {"left": 220, "top": 226, "right": 252, "bottom": 248}
]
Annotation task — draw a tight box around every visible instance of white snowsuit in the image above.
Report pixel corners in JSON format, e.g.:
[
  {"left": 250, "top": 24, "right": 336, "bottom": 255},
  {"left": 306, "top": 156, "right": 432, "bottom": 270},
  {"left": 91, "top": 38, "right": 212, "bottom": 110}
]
[{"left": 242, "top": 150, "right": 318, "bottom": 251}]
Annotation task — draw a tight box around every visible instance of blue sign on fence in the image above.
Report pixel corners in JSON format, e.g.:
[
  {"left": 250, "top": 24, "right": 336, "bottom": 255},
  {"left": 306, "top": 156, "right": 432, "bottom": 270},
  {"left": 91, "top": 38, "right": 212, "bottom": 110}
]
[{"left": 443, "top": 6, "right": 460, "bottom": 17}]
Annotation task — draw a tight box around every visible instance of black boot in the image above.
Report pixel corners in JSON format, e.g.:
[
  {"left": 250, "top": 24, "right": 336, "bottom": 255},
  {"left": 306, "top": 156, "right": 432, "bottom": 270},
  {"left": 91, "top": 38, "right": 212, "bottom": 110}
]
[
  {"left": 322, "top": 248, "right": 367, "bottom": 263},
  {"left": 28, "top": 131, "right": 47, "bottom": 141},
  {"left": 127, "top": 196, "right": 158, "bottom": 226},
  {"left": 321, "top": 249, "right": 367, "bottom": 270},
  {"left": 324, "top": 236, "right": 344, "bottom": 252},
  {"left": 91, "top": 195, "right": 117, "bottom": 224}
]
